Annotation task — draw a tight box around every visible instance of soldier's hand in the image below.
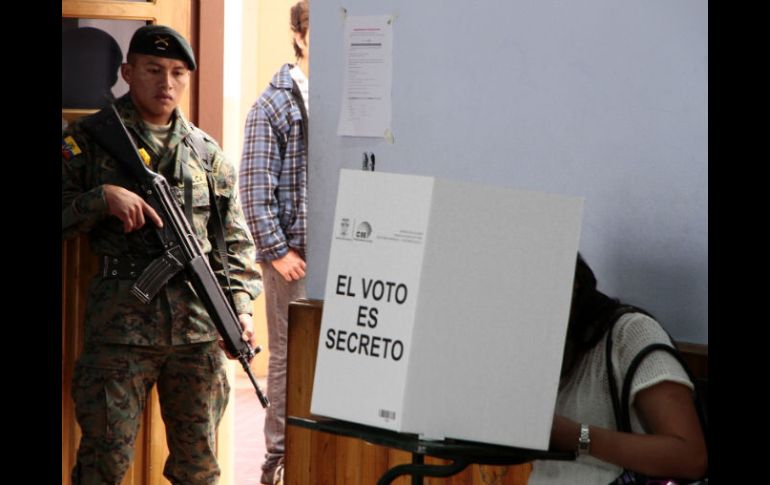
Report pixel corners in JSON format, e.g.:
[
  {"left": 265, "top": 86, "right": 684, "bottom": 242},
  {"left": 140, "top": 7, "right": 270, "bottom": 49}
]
[
  {"left": 238, "top": 313, "right": 257, "bottom": 349},
  {"left": 217, "top": 313, "right": 256, "bottom": 360},
  {"left": 103, "top": 184, "right": 163, "bottom": 233},
  {"left": 271, "top": 249, "right": 306, "bottom": 282}
]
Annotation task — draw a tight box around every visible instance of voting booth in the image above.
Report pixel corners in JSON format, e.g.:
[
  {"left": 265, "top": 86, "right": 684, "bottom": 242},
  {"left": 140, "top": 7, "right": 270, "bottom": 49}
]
[{"left": 311, "top": 169, "right": 584, "bottom": 450}]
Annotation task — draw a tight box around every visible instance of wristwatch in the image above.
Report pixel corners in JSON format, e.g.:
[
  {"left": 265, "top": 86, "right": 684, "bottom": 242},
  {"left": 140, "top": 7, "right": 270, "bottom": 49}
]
[{"left": 578, "top": 423, "right": 591, "bottom": 456}]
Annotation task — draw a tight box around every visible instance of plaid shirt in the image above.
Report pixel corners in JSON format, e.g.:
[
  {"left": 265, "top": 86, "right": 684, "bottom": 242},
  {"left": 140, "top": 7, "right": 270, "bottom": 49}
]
[{"left": 239, "top": 64, "right": 307, "bottom": 262}]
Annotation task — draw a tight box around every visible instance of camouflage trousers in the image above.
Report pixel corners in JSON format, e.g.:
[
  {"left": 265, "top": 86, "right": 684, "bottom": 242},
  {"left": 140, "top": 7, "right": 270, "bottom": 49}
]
[{"left": 71, "top": 341, "right": 230, "bottom": 485}]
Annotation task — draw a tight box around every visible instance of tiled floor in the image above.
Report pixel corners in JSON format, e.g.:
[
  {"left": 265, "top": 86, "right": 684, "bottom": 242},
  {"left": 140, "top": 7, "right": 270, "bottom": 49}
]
[{"left": 234, "top": 371, "right": 268, "bottom": 485}]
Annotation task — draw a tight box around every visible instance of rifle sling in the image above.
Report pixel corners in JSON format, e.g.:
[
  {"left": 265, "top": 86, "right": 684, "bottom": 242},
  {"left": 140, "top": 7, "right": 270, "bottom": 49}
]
[{"left": 183, "top": 128, "right": 235, "bottom": 304}]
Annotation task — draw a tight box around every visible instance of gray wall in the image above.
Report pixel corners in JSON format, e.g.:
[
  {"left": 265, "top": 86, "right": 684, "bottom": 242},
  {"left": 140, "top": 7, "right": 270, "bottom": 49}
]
[{"left": 306, "top": 0, "right": 707, "bottom": 343}]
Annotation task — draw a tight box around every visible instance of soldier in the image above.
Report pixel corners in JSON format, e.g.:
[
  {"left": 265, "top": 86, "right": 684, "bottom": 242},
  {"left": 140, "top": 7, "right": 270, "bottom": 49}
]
[{"left": 62, "top": 25, "right": 262, "bottom": 485}]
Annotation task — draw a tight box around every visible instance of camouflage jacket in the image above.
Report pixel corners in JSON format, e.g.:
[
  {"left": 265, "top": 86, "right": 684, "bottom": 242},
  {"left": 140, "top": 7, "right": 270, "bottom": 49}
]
[{"left": 62, "top": 94, "right": 261, "bottom": 346}]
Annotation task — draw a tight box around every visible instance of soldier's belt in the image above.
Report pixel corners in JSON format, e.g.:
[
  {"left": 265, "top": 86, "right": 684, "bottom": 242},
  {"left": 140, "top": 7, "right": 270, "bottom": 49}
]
[
  {"left": 100, "top": 255, "right": 154, "bottom": 280},
  {"left": 101, "top": 249, "right": 186, "bottom": 304},
  {"left": 130, "top": 247, "right": 185, "bottom": 304}
]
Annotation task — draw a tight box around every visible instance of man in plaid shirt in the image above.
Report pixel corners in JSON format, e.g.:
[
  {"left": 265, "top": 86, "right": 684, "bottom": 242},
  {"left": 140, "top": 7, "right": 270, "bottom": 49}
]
[{"left": 238, "top": 2, "right": 309, "bottom": 483}]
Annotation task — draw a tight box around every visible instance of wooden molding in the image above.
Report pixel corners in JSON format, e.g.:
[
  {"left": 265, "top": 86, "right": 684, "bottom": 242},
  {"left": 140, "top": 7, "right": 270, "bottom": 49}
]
[{"left": 191, "top": 0, "right": 223, "bottom": 140}]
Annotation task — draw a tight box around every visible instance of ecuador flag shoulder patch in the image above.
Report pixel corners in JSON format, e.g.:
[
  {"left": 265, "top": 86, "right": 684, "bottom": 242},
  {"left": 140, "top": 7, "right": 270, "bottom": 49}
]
[{"left": 62, "top": 136, "right": 82, "bottom": 160}]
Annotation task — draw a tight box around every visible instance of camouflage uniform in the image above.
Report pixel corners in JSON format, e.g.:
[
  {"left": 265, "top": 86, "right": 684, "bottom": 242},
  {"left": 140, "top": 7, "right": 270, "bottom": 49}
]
[{"left": 62, "top": 94, "right": 261, "bottom": 485}]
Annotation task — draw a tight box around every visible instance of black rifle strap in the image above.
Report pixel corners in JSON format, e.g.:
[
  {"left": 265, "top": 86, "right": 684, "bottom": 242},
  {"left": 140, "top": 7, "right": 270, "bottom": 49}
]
[
  {"left": 184, "top": 128, "right": 235, "bottom": 303},
  {"left": 604, "top": 306, "right": 640, "bottom": 430}
]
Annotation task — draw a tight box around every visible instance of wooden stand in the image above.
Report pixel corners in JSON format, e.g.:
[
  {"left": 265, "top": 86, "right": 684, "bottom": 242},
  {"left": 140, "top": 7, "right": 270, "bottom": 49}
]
[{"left": 284, "top": 299, "right": 533, "bottom": 485}]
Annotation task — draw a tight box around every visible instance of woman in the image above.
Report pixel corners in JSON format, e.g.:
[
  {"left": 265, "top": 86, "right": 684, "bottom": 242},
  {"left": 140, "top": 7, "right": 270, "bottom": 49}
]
[{"left": 528, "top": 255, "right": 707, "bottom": 484}]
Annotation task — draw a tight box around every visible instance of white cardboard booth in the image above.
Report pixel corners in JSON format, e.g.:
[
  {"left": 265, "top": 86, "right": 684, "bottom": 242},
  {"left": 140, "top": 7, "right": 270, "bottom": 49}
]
[{"left": 311, "top": 169, "right": 584, "bottom": 450}]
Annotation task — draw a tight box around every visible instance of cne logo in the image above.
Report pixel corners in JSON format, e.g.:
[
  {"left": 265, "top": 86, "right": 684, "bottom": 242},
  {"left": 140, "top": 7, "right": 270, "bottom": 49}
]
[{"left": 355, "top": 221, "right": 372, "bottom": 239}]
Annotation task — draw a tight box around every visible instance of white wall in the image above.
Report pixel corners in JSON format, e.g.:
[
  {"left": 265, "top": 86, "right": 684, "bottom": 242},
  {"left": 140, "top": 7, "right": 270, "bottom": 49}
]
[{"left": 307, "top": 0, "right": 708, "bottom": 343}]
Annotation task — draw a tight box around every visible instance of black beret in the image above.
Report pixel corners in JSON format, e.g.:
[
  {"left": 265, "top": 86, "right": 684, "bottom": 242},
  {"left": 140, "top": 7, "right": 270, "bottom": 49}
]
[{"left": 128, "top": 25, "right": 196, "bottom": 71}]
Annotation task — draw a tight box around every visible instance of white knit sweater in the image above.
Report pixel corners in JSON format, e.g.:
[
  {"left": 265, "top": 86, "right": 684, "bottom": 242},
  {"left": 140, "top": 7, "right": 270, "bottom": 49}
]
[{"left": 528, "top": 312, "right": 693, "bottom": 484}]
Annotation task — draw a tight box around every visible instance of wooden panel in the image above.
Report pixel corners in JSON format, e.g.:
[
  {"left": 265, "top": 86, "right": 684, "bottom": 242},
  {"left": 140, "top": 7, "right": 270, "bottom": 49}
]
[
  {"left": 387, "top": 448, "right": 412, "bottom": 485},
  {"left": 336, "top": 436, "right": 361, "bottom": 483},
  {"left": 62, "top": 109, "right": 97, "bottom": 124},
  {"left": 285, "top": 300, "right": 322, "bottom": 485},
  {"left": 284, "top": 299, "right": 323, "bottom": 419},
  {"left": 360, "top": 441, "right": 390, "bottom": 484},
  {"left": 193, "top": 0, "right": 223, "bottom": 142},
  {"left": 62, "top": 1, "right": 158, "bottom": 20},
  {"left": 283, "top": 299, "right": 533, "bottom": 485},
  {"left": 676, "top": 341, "right": 708, "bottom": 379},
  {"left": 61, "top": 236, "right": 99, "bottom": 483}
]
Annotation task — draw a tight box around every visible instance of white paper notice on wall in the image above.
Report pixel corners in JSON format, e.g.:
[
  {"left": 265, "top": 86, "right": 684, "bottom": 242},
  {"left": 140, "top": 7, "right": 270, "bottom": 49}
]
[
  {"left": 336, "top": 15, "right": 393, "bottom": 138},
  {"left": 311, "top": 170, "right": 584, "bottom": 450}
]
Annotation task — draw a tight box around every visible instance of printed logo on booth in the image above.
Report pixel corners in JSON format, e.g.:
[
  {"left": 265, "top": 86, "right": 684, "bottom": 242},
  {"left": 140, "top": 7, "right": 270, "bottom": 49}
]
[{"left": 355, "top": 221, "right": 372, "bottom": 239}]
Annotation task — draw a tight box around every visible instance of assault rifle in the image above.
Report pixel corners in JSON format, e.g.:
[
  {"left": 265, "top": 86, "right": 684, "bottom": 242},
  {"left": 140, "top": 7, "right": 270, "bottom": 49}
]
[{"left": 82, "top": 105, "right": 269, "bottom": 408}]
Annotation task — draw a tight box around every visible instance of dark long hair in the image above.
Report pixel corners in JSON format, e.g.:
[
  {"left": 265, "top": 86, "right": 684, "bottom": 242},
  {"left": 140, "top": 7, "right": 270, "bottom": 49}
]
[{"left": 560, "top": 254, "right": 651, "bottom": 379}]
